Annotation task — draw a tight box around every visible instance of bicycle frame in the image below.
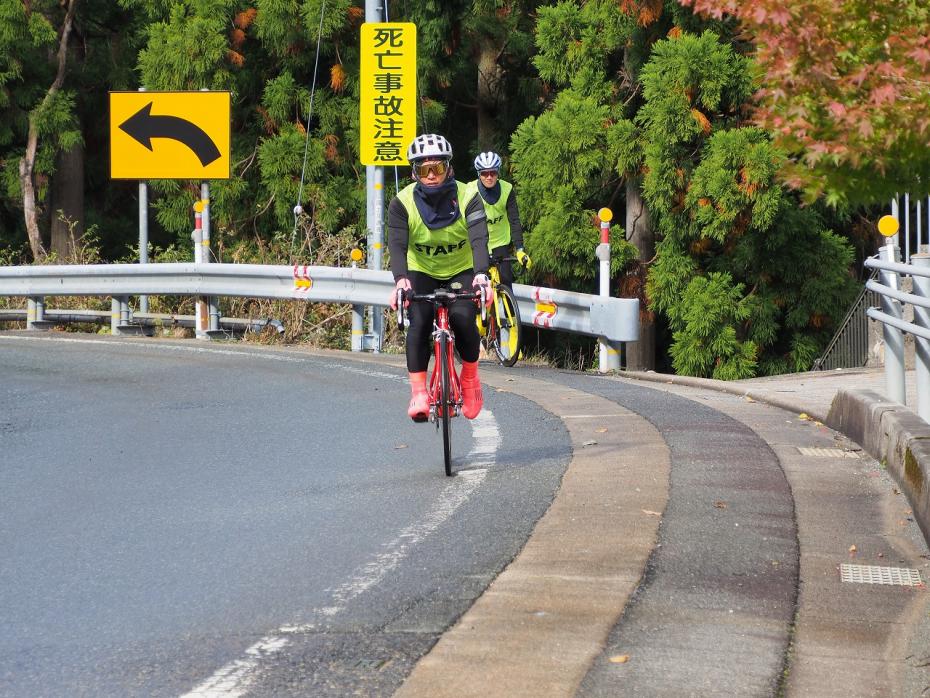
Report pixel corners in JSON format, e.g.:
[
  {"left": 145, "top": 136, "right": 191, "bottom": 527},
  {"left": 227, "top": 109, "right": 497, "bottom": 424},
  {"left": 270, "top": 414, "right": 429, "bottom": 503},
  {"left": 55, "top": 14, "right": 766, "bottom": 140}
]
[{"left": 478, "top": 255, "right": 522, "bottom": 366}]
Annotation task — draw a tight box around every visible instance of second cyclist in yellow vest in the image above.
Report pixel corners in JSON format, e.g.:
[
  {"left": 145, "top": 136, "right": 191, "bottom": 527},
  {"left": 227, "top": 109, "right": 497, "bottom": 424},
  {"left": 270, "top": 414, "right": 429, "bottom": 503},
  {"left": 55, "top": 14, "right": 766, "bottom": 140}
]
[{"left": 467, "top": 151, "right": 532, "bottom": 289}]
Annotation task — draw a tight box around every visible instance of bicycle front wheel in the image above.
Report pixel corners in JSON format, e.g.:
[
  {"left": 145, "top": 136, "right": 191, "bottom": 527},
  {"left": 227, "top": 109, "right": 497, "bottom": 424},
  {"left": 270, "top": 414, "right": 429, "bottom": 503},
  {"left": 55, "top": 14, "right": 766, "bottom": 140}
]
[
  {"left": 493, "top": 285, "right": 522, "bottom": 367},
  {"left": 439, "top": 332, "right": 453, "bottom": 476}
]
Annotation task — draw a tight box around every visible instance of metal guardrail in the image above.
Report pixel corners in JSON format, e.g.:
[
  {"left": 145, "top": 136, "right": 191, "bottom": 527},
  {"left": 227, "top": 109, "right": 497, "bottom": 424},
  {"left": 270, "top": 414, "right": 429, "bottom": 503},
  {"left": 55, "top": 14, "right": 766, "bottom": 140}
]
[
  {"left": 864, "top": 246, "right": 930, "bottom": 421},
  {"left": 0, "top": 262, "right": 639, "bottom": 345}
]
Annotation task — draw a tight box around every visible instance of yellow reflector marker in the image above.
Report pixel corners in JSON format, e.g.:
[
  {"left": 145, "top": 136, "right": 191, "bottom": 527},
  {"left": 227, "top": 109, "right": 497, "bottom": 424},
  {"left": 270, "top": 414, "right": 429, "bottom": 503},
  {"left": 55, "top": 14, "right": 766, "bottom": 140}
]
[
  {"left": 350, "top": 248, "right": 364, "bottom": 262},
  {"left": 878, "top": 215, "right": 899, "bottom": 237},
  {"left": 598, "top": 207, "right": 613, "bottom": 223}
]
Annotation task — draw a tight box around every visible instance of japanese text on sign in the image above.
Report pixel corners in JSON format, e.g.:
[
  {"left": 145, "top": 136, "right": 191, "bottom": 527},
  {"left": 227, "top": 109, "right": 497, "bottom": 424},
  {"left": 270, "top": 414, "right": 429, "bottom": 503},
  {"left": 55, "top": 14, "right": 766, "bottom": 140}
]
[{"left": 360, "top": 23, "right": 417, "bottom": 166}]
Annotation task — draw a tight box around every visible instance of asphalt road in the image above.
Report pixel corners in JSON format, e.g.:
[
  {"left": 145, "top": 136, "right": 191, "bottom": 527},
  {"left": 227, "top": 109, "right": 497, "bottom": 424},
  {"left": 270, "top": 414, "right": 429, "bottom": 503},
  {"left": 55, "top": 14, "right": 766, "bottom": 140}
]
[
  {"left": 6, "top": 334, "right": 930, "bottom": 697},
  {"left": 0, "top": 334, "right": 570, "bottom": 697}
]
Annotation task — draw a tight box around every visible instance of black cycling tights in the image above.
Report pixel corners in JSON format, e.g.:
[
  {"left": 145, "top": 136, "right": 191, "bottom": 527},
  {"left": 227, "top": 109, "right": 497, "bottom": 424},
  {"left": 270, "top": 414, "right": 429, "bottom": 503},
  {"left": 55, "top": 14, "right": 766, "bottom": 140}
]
[{"left": 405, "top": 269, "right": 481, "bottom": 373}]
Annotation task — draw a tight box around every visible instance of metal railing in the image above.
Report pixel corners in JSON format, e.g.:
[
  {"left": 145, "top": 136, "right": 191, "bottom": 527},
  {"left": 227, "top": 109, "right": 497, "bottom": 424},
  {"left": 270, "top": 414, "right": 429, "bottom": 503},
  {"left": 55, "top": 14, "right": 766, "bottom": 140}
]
[
  {"left": 0, "top": 262, "right": 639, "bottom": 352},
  {"left": 813, "top": 270, "right": 879, "bottom": 370},
  {"left": 864, "top": 243, "right": 930, "bottom": 421},
  {"left": 891, "top": 193, "right": 930, "bottom": 264}
]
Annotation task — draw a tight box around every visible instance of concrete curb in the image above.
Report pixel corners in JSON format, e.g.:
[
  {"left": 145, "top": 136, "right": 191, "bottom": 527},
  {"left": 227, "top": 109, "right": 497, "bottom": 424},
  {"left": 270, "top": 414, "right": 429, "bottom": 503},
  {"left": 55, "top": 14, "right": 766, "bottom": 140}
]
[{"left": 826, "top": 388, "right": 930, "bottom": 545}]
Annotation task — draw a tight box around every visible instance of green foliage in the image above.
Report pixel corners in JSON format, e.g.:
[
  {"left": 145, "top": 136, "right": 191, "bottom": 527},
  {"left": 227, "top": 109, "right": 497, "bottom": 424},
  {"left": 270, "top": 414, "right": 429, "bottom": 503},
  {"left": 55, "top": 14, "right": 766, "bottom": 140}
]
[
  {"left": 516, "top": 8, "right": 858, "bottom": 378},
  {"left": 639, "top": 32, "right": 857, "bottom": 377},
  {"left": 511, "top": 90, "right": 638, "bottom": 289}
]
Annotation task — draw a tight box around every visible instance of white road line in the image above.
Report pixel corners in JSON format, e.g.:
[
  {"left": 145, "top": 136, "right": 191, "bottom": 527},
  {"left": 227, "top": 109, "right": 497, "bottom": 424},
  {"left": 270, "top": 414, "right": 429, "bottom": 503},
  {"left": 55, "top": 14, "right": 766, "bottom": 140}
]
[{"left": 179, "top": 412, "right": 499, "bottom": 697}]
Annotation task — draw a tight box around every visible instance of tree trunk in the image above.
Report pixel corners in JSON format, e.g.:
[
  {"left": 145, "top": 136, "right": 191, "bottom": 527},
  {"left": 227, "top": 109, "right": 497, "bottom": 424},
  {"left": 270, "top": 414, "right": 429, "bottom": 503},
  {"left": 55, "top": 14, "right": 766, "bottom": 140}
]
[
  {"left": 50, "top": 140, "right": 85, "bottom": 259},
  {"left": 476, "top": 40, "right": 503, "bottom": 148},
  {"left": 19, "top": 0, "right": 78, "bottom": 262},
  {"left": 625, "top": 177, "right": 656, "bottom": 371}
]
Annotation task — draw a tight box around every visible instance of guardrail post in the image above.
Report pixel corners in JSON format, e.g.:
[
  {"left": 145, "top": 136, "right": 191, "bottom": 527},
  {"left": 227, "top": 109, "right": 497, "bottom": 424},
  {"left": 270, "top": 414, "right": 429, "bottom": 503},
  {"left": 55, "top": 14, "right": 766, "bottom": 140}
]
[
  {"left": 26, "top": 296, "right": 46, "bottom": 330},
  {"left": 119, "top": 296, "right": 131, "bottom": 328},
  {"left": 111, "top": 297, "right": 121, "bottom": 335},
  {"left": 912, "top": 254, "right": 930, "bottom": 420},
  {"left": 595, "top": 207, "right": 621, "bottom": 372},
  {"left": 879, "top": 242, "right": 907, "bottom": 404}
]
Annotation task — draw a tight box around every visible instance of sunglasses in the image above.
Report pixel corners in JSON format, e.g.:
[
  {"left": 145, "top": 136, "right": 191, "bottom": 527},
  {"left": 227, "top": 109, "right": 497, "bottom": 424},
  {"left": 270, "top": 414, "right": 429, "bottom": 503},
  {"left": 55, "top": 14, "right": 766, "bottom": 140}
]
[
  {"left": 415, "top": 161, "right": 449, "bottom": 178},
  {"left": 479, "top": 170, "right": 499, "bottom": 177}
]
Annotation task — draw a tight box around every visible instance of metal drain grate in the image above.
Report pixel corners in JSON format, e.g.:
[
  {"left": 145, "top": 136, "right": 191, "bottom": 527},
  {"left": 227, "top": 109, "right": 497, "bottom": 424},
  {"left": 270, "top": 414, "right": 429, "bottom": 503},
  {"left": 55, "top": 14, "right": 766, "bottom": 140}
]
[
  {"left": 840, "top": 564, "right": 923, "bottom": 586},
  {"left": 797, "top": 447, "right": 860, "bottom": 458}
]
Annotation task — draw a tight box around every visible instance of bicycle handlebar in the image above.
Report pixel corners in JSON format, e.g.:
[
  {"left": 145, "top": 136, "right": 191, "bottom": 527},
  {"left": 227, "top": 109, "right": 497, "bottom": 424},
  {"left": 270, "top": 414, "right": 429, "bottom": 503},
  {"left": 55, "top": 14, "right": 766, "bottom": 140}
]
[
  {"left": 489, "top": 254, "right": 518, "bottom": 265},
  {"left": 395, "top": 287, "right": 487, "bottom": 330}
]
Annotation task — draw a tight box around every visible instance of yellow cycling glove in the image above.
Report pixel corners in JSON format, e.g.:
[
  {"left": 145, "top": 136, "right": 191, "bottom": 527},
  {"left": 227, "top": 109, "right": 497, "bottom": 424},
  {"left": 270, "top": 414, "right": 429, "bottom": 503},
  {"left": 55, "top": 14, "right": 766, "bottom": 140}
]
[{"left": 516, "top": 248, "right": 532, "bottom": 270}]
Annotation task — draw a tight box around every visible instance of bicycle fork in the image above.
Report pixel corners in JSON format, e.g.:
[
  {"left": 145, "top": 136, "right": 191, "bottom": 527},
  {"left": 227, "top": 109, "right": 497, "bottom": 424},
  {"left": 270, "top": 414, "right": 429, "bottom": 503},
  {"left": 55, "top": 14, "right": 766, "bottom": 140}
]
[{"left": 429, "top": 325, "right": 461, "bottom": 421}]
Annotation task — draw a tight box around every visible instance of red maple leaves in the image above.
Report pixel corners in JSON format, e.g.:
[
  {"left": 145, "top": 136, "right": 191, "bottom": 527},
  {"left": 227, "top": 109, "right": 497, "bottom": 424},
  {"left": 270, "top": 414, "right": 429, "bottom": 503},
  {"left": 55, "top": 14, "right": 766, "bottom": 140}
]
[{"left": 679, "top": 0, "right": 930, "bottom": 204}]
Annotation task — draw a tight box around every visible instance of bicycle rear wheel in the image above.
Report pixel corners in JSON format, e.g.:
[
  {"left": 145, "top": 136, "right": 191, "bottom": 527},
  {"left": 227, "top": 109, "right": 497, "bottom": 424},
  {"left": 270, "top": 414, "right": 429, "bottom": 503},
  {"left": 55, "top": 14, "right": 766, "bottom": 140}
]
[
  {"left": 439, "top": 333, "right": 453, "bottom": 476},
  {"left": 492, "top": 285, "right": 522, "bottom": 367}
]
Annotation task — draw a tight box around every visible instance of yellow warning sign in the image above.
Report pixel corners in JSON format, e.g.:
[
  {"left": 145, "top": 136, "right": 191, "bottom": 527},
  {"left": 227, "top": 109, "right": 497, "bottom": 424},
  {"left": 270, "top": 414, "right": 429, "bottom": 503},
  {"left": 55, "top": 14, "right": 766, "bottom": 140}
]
[
  {"left": 109, "top": 91, "right": 230, "bottom": 180},
  {"left": 359, "top": 23, "right": 417, "bottom": 166}
]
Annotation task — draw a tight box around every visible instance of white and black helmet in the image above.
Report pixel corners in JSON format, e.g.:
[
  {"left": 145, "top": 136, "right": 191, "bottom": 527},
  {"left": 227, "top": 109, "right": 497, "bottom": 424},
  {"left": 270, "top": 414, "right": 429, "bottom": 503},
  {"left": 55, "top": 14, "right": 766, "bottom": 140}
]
[
  {"left": 407, "top": 134, "right": 453, "bottom": 163},
  {"left": 473, "top": 151, "right": 502, "bottom": 172}
]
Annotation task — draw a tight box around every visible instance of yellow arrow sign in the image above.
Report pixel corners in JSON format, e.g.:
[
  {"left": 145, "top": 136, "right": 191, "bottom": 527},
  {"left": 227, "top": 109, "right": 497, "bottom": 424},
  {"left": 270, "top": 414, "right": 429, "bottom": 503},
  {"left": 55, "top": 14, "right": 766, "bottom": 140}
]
[{"left": 109, "top": 91, "right": 231, "bottom": 180}]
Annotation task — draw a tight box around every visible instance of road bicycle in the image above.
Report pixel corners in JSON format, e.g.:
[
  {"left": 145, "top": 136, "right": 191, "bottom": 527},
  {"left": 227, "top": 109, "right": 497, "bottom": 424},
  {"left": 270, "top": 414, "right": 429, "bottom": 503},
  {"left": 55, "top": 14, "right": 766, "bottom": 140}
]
[
  {"left": 396, "top": 283, "right": 487, "bottom": 476},
  {"left": 477, "top": 254, "right": 523, "bottom": 367}
]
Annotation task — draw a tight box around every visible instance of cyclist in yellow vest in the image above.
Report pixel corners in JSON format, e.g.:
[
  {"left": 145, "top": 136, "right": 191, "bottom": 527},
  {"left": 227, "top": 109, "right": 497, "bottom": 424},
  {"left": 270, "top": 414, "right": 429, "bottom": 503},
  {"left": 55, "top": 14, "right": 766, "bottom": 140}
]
[
  {"left": 387, "top": 134, "right": 492, "bottom": 422},
  {"left": 468, "top": 151, "right": 532, "bottom": 289}
]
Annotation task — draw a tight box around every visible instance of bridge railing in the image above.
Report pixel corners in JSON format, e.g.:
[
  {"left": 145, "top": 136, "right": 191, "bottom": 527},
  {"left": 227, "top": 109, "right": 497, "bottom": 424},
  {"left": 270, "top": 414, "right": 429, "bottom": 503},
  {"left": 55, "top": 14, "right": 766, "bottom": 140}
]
[{"left": 0, "top": 262, "right": 639, "bottom": 364}]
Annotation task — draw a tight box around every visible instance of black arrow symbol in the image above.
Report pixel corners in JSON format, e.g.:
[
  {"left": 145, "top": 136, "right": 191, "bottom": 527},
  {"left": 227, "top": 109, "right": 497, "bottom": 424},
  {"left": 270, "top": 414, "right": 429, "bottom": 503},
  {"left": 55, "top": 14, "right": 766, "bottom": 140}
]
[{"left": 119, "top": 102, "right": 222, "bottom": 167}]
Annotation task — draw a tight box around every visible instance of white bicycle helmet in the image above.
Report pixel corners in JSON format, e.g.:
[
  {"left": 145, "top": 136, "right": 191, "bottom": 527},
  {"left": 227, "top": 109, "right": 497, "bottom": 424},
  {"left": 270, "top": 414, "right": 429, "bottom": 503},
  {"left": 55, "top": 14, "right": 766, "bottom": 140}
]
[
  {"left": 407, "top": 134, "right": 453, "bottom": 163},
  {"left": 473, "top": 151, "right": 502, "bottom": 172}
]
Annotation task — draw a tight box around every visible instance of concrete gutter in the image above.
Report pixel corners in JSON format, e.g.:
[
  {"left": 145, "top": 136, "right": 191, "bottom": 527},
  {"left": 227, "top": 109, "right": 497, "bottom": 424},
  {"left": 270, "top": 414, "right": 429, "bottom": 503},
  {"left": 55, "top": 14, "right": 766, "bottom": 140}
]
[
  {"left": 622, "top": 370, "right": 835, "bottom": 423},
  {"left": 624, "top": 370, "right": 930, "bottom": 548}
]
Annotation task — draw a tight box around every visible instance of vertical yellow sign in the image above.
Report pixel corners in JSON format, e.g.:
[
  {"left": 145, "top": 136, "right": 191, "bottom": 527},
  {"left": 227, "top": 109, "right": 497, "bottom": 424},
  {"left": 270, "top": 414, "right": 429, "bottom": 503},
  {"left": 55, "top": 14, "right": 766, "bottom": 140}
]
[{"left": 360, "top": 23, "right": 417, "bottom": 166}]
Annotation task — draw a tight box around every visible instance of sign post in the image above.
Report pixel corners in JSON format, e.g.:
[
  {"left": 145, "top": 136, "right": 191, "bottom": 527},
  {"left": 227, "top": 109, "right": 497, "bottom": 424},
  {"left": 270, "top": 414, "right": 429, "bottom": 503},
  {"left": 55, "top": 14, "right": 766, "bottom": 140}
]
[{"left": 360, "top": 19, "right": 416, "bottom": 351}]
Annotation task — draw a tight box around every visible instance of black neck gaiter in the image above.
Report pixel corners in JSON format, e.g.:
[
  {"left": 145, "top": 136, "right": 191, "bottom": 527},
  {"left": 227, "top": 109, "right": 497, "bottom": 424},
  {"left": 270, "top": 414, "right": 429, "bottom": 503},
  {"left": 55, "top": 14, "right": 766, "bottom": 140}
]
[
  {"left": 413, "top": 178, "right": 460, "bottom": 230},
  {"left": 478, "top": 179, "right": 501, "bottom": 205}
]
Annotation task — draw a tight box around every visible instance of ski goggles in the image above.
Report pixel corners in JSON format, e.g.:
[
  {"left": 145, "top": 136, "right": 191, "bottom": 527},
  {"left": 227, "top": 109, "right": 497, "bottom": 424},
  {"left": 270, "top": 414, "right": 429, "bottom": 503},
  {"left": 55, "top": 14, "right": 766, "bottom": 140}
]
[{"left": 414, "top": 160, "right": 449, "bottom": 178}]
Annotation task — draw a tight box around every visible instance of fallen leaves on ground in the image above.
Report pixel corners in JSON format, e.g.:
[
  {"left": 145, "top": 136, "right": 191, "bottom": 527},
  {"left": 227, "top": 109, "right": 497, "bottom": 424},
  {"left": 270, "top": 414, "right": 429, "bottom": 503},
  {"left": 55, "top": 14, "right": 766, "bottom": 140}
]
[
  {"left": 609, "top": 655, "right": 630, "bottom": 664},
  {"left": 714, "top": 500, "right": 728, "bottom": 509},
  {"left": 642, "top": 509, "right": 662, "bottom": 517}
]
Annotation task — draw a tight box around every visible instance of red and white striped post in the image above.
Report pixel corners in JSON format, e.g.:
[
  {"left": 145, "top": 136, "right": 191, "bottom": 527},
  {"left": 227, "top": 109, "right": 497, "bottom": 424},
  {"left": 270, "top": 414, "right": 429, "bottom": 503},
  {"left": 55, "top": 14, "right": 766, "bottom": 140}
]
[
  {"left": 192, "top": 201, "right": 208, "bottom": 339},
  {"left": 596, "top": 207, "right": 621, "bottom": 372}
]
